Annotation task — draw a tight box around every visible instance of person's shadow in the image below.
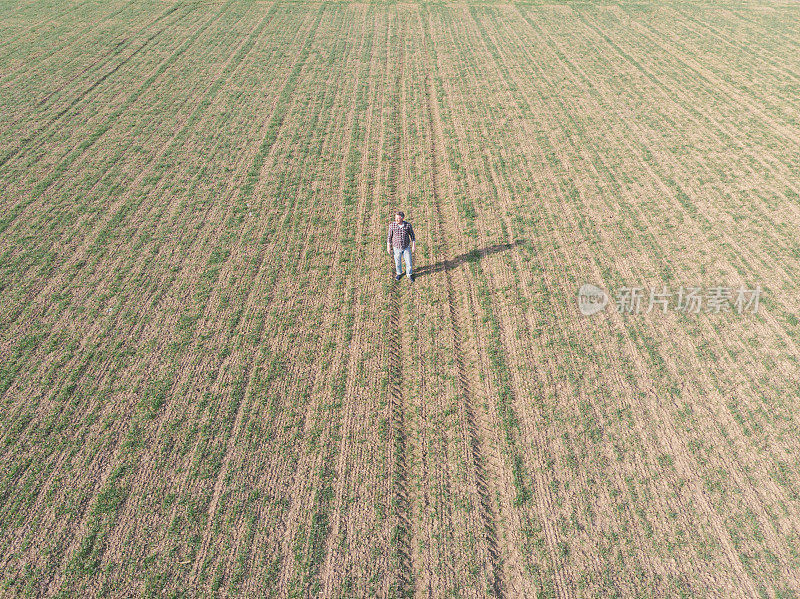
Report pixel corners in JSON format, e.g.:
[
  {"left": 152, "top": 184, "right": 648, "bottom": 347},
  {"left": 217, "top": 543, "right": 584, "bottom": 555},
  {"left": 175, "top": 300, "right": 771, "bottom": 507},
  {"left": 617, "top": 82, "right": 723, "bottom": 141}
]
[{"left": 413, "top": 239, "right": 526, "bottom": 279}]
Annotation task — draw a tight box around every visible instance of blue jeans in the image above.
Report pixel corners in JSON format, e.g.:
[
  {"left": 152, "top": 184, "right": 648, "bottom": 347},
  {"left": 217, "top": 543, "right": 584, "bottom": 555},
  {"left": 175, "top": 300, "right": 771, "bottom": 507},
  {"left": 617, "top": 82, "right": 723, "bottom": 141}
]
[{"left": 392, "top": 245, "right": 412, "bottom": 276}]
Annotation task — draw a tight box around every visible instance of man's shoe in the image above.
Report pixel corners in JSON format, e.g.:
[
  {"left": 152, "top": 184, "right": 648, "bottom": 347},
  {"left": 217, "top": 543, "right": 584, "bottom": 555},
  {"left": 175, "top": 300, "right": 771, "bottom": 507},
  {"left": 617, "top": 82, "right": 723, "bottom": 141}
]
[
  {"left": 409, "top": 274, "right": 414, "bottom": 283},
  {"left": 394, "top": 274, "right": 402, "bottom": 281}
]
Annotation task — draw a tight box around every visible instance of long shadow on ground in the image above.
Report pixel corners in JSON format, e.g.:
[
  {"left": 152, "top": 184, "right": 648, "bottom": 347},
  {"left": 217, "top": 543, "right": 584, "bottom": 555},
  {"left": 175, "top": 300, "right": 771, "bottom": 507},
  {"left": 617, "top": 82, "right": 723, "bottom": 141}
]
[{"left": 412, "top": 238, "right": 527, "bottom": 279}]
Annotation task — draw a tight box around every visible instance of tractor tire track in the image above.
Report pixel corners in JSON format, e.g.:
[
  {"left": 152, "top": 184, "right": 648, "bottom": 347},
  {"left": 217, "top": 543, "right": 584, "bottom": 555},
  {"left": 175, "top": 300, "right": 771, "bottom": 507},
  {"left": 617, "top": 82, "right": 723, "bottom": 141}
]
[
  {"left": 420, "top": 10, "right": 505, "bottom": 599},
  {"left": 387, "top": 287, "right": 413, "bottom": 598},
  {"left": 385, "top": 11, "right": 414, "bottom": 598}
]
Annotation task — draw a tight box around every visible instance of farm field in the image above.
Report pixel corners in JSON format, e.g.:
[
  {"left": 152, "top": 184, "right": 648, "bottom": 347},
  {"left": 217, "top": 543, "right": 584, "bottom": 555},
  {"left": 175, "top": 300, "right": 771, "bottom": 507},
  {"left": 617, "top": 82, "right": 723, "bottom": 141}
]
[{"left": 2, "top": 0, "right": 800, "bottom": 596}]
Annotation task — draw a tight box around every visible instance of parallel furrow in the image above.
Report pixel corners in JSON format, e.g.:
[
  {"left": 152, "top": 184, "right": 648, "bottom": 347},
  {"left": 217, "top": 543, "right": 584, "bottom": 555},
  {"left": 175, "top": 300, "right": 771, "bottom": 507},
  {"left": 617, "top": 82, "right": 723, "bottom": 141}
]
[
  {"left": 421, "top": 12, "right": 505, "bottom": 599},
  {"left": 386, "top": 12, "right": 413, "bottom": 598},
  {"left": 0, "top": 3, "right": 189, "bottom": 170}
]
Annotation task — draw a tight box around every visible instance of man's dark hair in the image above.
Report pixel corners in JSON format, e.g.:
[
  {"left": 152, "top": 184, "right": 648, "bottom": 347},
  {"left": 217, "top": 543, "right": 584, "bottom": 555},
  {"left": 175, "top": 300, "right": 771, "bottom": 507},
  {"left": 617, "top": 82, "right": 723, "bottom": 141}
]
[{"left": 396, "top": 211, "right": 404, "bottom": 219}]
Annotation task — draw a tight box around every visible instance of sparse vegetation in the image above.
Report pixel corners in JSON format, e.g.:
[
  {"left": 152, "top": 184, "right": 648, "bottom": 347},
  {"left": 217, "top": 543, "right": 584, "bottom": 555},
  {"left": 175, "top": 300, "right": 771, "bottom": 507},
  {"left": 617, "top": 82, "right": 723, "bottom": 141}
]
[{"left": 1, "top": 0, "right": 799, "bottom": 596}]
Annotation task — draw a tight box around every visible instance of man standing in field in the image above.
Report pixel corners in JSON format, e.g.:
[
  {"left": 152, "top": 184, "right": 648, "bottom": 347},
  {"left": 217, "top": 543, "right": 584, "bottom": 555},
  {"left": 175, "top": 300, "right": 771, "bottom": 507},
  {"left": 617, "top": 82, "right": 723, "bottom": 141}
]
[{"left": 387, "top": 211, "right": 415, "bottom": 282}]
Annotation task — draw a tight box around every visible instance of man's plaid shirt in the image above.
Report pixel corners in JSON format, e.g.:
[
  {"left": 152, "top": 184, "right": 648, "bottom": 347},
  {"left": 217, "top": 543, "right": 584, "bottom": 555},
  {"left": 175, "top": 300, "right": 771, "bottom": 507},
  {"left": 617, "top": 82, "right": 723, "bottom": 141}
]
[{"left": 387, "top": 221, "right": 415, "bottom": 249}]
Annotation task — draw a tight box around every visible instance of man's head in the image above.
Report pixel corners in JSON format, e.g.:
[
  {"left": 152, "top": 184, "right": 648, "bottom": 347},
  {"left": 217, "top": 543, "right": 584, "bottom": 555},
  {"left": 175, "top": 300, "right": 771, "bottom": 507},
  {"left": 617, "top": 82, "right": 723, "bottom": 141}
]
[{"left": 394, "top": 211, "right": 404, "bottom": 224}]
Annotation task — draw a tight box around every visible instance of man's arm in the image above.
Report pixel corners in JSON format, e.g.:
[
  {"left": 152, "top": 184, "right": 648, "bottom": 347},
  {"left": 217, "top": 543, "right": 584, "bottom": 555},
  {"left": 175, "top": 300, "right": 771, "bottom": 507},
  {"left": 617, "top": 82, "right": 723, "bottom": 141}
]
[
  {"left": 387, "top": 224, "right": 392, "bottom": 252},
  {"left": 408, "top": 224, "right": 415, "bottom": 252}
]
